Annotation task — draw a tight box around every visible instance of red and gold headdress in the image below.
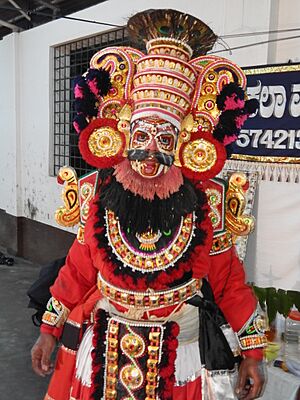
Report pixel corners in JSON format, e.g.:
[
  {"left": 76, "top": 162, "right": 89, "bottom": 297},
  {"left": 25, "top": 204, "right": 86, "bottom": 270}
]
[{"left": 74, "top": 9, "right": 257, "bottom": 182}]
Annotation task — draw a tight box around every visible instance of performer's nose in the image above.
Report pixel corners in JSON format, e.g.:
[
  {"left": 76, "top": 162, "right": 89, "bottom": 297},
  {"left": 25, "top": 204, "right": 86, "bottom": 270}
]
[{"left": 146, "top": 137, "right": 158, "bottom": 152}]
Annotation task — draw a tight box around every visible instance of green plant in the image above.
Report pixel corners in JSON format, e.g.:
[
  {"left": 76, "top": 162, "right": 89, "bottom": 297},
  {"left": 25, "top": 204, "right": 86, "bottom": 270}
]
[{"left": 252, "top": 286, "right": 300, "bottom": 323}]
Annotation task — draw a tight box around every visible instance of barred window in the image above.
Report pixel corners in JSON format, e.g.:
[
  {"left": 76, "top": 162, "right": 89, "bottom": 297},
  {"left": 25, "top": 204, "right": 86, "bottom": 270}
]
[{"left": 52, "top": 27, "right": 142, "bottom": 177}]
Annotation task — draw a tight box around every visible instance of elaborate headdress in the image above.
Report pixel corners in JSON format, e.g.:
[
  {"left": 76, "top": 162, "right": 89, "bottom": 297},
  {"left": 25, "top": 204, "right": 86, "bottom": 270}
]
[{"left": 74, "top": 9, "right": 257, "bottom": 182}]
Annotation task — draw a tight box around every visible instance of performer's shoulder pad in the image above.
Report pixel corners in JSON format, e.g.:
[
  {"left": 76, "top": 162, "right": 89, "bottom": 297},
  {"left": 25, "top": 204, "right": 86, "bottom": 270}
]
[
  {"left": 202, "top": 178, "right": 233, "bottom": 256},
  {"left": 77, "top": 170, "right": 100, "bottom": 243}
]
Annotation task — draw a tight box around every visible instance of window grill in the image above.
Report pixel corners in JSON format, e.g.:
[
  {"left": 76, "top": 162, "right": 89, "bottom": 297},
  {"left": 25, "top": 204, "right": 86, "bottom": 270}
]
[{"left": 52, "top": 27, "right": 142, "bottom": 177}]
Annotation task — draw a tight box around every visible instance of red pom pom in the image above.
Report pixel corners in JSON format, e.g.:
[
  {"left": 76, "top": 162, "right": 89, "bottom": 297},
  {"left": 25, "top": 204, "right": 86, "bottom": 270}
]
[
  {"left": 179, "top": 130, "right": 227, "bottom": 182},
  {"left": 170, "top": 322, "right": 180, "bottom": 337},
  {"left": 79, "top": 118, "right": 125, "bottom": 169},
  {"left": 160, "top": 366, "right": 174, "bottom": 378},
  {"left": 168, "top": 351, "right": 176, "bottom": 365},
  {"left": 163, "top": 376, "right": 175, "bottom": 395},
  {"left": 162, "top": 388, "right": 173, "bottom": 400},
  {"left": 167, "top": 338, "right": 179, "bottom": 351}
]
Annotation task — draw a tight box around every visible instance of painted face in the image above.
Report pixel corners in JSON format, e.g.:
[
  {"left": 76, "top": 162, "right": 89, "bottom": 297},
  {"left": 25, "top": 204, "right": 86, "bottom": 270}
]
[{"left": 128, "top": 117, "right": 178, "bottom": 179}]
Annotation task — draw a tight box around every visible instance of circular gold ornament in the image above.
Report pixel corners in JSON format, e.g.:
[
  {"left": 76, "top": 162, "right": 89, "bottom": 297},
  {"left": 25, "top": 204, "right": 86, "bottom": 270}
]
[
  {"left": 88, "top": 126, "right": 122, "bottom": 158},
  {"left": 197, "top": 94, "right": 219, "bottom": 120},
  {"left": 117, "top": 119, "right": 130, "bottom": 134},
  {"left": 120, "top": 365, "right": 143, "bottom": 389},
  {"left": 195, "top": 116, "right": 213, "bottom": 132},
  {"left": 207, "top": 72, "right": 217, "bottom": 82},
  {"left": 100, "top": 102, "right": 122, "bottom": 119},
  {"left": 121, "top": 333, "right": 145, "bottom": 358},
  {"left": 179, "top": 130, "right": 191, "bottom": 143},
  {"left": 254, "top": 314, "right": 267, "bottom": 334},
  {"left": 182, "top": 138, "right": 217, "bottom": 172}
]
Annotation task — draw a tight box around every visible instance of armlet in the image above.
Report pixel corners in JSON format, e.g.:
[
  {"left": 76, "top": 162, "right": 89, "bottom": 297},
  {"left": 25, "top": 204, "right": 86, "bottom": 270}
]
[
  {"left": 237, "top": 306, "right": 267, "bottom": 351},
  {"left": 42, "top": 297, "right": 70, "bottom": 328}
]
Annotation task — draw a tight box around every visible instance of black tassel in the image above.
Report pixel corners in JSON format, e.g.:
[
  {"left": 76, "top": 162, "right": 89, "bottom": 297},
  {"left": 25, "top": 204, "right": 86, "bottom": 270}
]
[{"left": 188, "top": 280, "right": 242, "bottom": 370}]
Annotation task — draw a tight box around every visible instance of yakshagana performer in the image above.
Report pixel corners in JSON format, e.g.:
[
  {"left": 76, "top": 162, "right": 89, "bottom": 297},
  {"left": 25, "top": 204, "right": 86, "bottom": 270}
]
[{"left": 31, "top": 9, "right": 267, "bottom": 400}]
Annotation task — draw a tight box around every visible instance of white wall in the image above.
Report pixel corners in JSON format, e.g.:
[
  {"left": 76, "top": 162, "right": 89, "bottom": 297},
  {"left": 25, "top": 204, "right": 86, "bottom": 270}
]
[
  {"left": 275, "top": 0, "right": 300, "bottom": 63},
  {"left": 0, "top": 0, "right": 299, "bottom": 232},
  {"left": 0, "top": 34, "right": 21, "bottom": 216}
]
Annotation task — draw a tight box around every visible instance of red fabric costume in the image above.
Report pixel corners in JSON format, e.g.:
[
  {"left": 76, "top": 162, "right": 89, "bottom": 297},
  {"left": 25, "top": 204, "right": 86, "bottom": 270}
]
[
  {"left": 41, "top": 190, "right": 263, "bottom": 400},
  {"left": 36, "top": 9, "right": 267, "bottom": 400}
]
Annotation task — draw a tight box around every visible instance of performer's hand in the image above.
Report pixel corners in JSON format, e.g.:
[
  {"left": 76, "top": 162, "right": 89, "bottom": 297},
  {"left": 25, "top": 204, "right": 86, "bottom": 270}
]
[
  {"left": 31, "top": 333, "right": 56, "bottom": 377},
  {"left": 236, "top": 357, "right": 265, "bottom": 399}
]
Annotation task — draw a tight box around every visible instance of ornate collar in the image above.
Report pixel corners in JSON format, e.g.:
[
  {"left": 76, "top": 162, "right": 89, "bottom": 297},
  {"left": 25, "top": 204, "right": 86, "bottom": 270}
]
[{"left": 105, "top": 209, "right": 195, "bottom": 273}]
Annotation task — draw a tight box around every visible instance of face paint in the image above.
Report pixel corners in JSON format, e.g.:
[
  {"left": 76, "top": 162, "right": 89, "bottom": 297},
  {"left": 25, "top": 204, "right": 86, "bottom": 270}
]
[
  {"left": 129, "top": 117, "right": 178, "bottom": 179},
  {"left": 131, "top": 159, "right": 169, "bottom": 178}
]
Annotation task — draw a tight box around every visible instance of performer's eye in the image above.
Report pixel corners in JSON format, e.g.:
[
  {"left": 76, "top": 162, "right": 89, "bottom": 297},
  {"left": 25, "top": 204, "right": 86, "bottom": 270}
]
[
  {"left": 136, "top": 132, "right": 149, "bottom": 142},
  {"left": 132, "top": 131, "right": 151, "bottom": 148},
  {"left": 160, "top": 137, "right": 170, "bottom": 145},
  {"left": 157, "top": 134, "right": 174, "bottom": 150}
]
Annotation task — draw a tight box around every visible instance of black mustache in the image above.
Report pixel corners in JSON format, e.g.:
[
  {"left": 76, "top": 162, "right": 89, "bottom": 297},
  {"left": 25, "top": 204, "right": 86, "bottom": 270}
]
[
  {"left": 127, "top": 149, "right": 174, "bottom": 167},
  {"left": 127, "top": 149, "right": 148, "bottom": 161}
]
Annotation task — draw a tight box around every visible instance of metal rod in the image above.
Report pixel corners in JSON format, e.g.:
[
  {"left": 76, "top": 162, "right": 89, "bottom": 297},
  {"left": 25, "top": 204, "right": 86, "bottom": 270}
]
[
  {"left": 36, "top": 0, "right": 60, "bottom": 12},
  {"left": 8, "top": 0, "right": 31, "bottom": 21},
  {"left": 0, "top": 18, "right": 23, "bottom": 31}
]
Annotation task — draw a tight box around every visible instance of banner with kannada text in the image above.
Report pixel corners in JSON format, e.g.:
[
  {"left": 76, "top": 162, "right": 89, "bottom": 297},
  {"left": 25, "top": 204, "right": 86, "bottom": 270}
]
[{"left": 231, "top": 64, "right": 300, "bottom": 163}]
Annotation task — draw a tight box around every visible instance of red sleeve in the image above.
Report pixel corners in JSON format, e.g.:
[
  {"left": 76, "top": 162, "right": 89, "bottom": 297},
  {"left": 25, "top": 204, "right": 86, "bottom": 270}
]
[
  {"left": 242, "top": 349, "right": 263, "bottom": 360},
  {"left": 40, "top": 323, "right": 63, "bottom": 340},
  {"left": 50, "top": 238, "right": 97, "bottom": 310},
  {"left": 208, "top": 247, "right": 263, "bottom": 360},
  {"left": 39, "top": 236, "right": 98, "bottom": 337}
]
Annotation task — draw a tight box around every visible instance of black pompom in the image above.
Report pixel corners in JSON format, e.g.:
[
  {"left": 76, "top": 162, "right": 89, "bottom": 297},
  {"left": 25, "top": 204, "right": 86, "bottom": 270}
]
[
  {"left": 213, "top": 125, "right": 227, "bottom": 143},
  {"left": 86, "top": 68, "right": 112, "bottom": 97},
  {"left": 73, "top": 113, "right": 88, "bottom": 133},
  {"left": 245, "top": 98, "right": 259, "bottom": 115},
  {"left": 73, "top": 76, "right": 90, "bottom": 98},
  {"left": 216, "top": 82, "right": 245, "bottom": 111},
  {"left": 73, "top": 75, "right": 97, "bottom": 116},
  {"left": 213, "top": 109, "right": 241, "bottom": 143},
  {"left": 74, "top": 98, "right": 96, "bottom": 115}
]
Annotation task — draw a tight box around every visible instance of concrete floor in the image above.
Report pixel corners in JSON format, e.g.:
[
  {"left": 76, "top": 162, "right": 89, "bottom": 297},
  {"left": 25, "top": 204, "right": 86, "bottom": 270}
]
[{"left": 0, "top": 255, "right": 50, "bottom": 400}]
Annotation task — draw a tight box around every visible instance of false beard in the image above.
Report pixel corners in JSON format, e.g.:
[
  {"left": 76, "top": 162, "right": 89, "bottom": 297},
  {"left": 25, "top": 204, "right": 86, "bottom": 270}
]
[
  {"left": 113, "top": 158, "right": 183, "bottom": 201},
  {"left": 99, "top": 174, "right": 201, "bottom": 234}
]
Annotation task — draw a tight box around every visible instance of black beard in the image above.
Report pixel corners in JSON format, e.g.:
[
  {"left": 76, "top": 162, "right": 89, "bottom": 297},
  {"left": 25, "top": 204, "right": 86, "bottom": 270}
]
[{"left": 99, "top": 174, "right": 203, "bottom": 234}]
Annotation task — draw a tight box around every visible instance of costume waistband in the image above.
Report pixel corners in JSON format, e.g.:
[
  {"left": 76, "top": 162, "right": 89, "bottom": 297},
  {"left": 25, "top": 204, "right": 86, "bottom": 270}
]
[{"left": 97, "top": 273, "right": 202, "bottom": 310}]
